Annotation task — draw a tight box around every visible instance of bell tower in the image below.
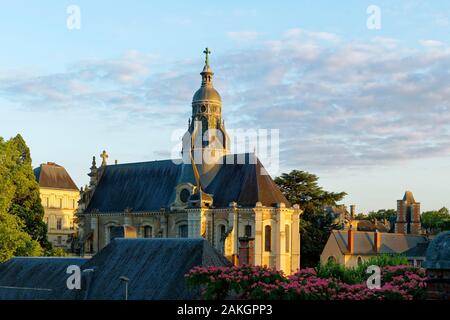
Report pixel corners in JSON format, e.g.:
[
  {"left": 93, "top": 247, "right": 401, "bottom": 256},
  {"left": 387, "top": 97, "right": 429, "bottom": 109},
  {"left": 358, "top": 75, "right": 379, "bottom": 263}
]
[{"left": 182, "top": 48, "right": 230, "bottom": 184}]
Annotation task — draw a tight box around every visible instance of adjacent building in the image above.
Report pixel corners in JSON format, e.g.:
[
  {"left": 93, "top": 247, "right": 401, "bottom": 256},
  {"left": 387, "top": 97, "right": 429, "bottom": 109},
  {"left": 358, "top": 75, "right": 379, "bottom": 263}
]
[
  {"left": 34, "top": 162, "right": 79, "bottom": 250},
  {"left": 320, "top": 229, "right": 428, "bottom": 268},
  {"left": 396, "top": 191, "right": 421, "bottom": 234},
  {"left": 76, "top": 49, "right": 301, "bottom": 275},
  {"left": 321, "top": 190, "right": 428, "bottom": 267}
]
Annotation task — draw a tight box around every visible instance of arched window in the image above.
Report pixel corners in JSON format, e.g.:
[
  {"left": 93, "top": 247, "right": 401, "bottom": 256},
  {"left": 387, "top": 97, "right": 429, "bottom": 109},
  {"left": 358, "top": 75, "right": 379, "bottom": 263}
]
[
  {"left": 285, "top": 224, "right": 290, "bottom": 253},
  {"left": 357, "top": 256, "right": 363, "bottom": 265},
  {"left": 264, "top": 225, "right": 272, "bottom": 252},
  {"left": 245, "top": 225, "right": 252, "bottom": 237},
  {"left": 143, "top": 226, "right": 153, "bottom": 238},
  {"left": 327, "top": 256, "right": 336, "bottom": 263},
  {"left": 178, "top": 224, "right": 188, "bottom": 238}
]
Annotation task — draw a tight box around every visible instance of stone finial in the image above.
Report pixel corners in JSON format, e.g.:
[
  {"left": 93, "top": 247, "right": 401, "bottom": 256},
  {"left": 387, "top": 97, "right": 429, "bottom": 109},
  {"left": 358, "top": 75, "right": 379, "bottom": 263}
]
[
  {"left": 229, "top": 201, "right": 238, "bottom": 208},
  {"left": 100, "top": 150, "right": 109, "bottom": 166},
  {"left": 91, "top": 156, "right": 97, "bottom": 169},
  {"left": 255, "top": 202, "right": 263, "bottom": 208},
  {"left": 293, "top": 204, "right": 300, "bottom": 210}
]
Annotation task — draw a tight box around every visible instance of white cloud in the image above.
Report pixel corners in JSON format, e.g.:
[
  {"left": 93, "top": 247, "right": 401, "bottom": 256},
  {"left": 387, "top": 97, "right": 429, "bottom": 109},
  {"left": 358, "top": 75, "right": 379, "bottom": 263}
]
[
  {"left": 419, "top": 39, "right": 444, "bottom": 47},
  {"left": 1, "top": 29, "right": 450, "bottom": 171},
  {"left": 226, "top": 31, "right": 260, "bottom": 42}
]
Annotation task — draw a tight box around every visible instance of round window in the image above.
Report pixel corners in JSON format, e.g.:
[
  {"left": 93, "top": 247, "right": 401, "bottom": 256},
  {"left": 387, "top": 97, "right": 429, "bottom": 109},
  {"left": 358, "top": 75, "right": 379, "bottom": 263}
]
[
  {"left": 180, "top": 188, "right": 191, "bottom": 203},
  {"left": 200, "top": 105, "right": 207, "bottom": 113}
]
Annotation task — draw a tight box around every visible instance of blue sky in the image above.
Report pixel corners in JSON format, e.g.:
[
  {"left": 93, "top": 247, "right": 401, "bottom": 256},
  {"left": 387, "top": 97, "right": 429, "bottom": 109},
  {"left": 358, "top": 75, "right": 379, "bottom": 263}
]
[{"left": 0, "top": 1, "right": 449, "bottom": 213}]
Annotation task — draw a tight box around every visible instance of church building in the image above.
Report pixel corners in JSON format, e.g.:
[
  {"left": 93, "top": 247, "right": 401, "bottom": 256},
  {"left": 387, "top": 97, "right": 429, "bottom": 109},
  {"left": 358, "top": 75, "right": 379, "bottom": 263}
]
[{"left": 76, "top": 49, "right": 301, "bottom": 275}]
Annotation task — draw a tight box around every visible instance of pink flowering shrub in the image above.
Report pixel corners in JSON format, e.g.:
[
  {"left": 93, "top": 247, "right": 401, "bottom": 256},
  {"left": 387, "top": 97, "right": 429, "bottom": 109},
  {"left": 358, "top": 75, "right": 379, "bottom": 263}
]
[
  {"left": 185, "top": 264, "right": 427, "bottom": 300},
  {"left": 185, "top": 265, "right": 286, "bottom": 300}
]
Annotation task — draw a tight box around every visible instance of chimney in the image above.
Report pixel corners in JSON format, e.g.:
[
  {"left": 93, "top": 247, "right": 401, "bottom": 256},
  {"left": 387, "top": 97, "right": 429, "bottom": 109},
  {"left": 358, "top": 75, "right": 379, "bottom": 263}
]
[
  {"left": 348, "top": 226, "right": 354, "bottom": 254},
  {"left": 373, "top": 230, "right": 381, "bottom": 253},
  {"left": 350, "top": 205, "right": 356, "bottom": 219}
]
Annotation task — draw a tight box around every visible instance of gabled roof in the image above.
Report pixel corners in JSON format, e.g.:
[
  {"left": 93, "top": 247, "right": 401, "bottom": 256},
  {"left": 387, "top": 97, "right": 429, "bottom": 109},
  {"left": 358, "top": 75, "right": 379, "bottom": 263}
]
[
  {"left": 33, "top": 162, "right": 78, "bottom": 191},
  {"left": 330, "top": 230, "right": 428, "bottom": 256},
  {"left": 84, "top": 153, "right": 289, "bottom": 213},
  {"left": 402, "top": 191, "right": 418, "bottom": 204},
  {"left": 0, "top": 239, "right": 231, "bottom": 300}
]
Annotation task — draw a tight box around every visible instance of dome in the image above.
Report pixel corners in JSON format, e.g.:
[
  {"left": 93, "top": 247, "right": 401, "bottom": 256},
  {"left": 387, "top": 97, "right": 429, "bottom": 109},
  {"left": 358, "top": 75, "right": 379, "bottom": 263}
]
[
  {"left": 425, "top": 231, "right": 450, "bottom": 269},
  {"left": 192, "top": 86, "right": 221, "bottom": 102}
]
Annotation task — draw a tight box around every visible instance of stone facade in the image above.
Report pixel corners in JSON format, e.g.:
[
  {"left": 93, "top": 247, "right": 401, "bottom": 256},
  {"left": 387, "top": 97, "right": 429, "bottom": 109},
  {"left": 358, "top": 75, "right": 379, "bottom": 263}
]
[
  {"left": 34, "top": 162, "right": 79, "bottom": 250},
  {"left": 78, "top": 202, "right": 301, "bottom": 274}
]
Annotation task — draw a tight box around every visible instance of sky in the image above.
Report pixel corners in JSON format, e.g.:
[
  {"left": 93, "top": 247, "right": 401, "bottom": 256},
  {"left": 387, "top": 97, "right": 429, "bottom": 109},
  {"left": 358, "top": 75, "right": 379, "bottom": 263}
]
[{"left": 0, "top": 0, "right": 449, "bottom": 213}]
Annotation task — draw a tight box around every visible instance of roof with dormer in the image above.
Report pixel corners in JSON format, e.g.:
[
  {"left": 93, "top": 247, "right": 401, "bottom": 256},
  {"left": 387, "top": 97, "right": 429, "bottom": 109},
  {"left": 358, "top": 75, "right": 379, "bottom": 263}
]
[
  {"left": 83, "top": 153, "right": 289, "bottom": 214},
  {"left": 33, "top": 162, "right": 78, "bottom": 191}
]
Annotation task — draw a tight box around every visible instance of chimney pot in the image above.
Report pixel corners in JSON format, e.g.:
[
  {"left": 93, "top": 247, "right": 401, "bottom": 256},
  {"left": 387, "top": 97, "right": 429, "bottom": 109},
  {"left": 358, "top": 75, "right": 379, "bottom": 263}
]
[
  {"left": 348, "top": 228, "right": 354, "bottom": 254},
  {"left": 374, "top": 230, "right": 381, "bottom": 253}
]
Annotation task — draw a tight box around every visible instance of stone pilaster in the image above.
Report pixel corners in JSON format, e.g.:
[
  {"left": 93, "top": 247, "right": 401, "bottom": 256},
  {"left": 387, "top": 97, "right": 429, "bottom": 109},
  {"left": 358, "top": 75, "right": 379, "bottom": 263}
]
[
  {"left": 276, "top": 203, "right": 286, "bottom": 271},
  {"left": 90, "top": 216, "right": 98, "bottom": 254},
  {"left": 253, "top": 202, "right": 263, "bottom": 266},
  {"left": 188, "top": 209, "right": 202, "bottom": 238},
  {"left": 291, "top": 205, "right": 301, "bottom": 273}
]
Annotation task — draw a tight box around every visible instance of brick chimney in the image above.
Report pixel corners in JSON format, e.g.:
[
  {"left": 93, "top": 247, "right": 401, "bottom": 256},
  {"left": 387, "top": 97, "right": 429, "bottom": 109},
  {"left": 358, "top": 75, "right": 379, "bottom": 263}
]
[
  {"left": 348, "top": 227, "right": 354, "bottom": 254},
  {"left": 373, "top": 230, "right": 381, "bottom": 253},
  {"left": 350, "top": 205, "right": 356, "bottom": 219}
]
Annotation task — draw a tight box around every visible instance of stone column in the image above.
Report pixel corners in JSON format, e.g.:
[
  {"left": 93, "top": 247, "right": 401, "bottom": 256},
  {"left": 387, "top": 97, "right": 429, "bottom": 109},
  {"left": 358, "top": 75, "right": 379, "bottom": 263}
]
[
  {"left": 291, "top": 205, "right": 301, "bottom": 273},
  {"left": 253, "top": 202, "right": 263, "bottom": 266},
  {"left": 90, "top": 216, "right": 98, "bottom": 254},
  {"left": 276, "top": 203, "right": 286, "bottom": 272},
  {"left": 188, "top": 209, "right": 202, "bottom": 238},
  {"left": 160, "top": 214, "right": 168, "bottom": 237}
]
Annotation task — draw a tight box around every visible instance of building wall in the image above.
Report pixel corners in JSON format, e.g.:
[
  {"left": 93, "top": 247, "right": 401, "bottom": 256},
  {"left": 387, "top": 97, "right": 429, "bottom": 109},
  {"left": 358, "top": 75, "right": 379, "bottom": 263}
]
[
  {"left": 39, "top": 187, "right": 79, "bottom": 250},
  {"left": 320, "top": 235, "right": 345, "bottom": 265},
  {"left": 79, "top": 204, "right": 301, "bottom": 275}
]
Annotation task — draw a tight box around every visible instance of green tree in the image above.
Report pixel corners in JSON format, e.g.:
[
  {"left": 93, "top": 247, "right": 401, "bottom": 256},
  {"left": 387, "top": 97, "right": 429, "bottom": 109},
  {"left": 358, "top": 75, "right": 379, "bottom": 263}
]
[
  {"left": 275, "top": 170, "right": 347, "bottom": 267},
  {"left": 6, "top": 135, "right": 51, "bottom": 251},
  {"left": 422, "top": 207, "right": 450, "bottom": 234},
  {"left": 356, "top": 209, "right": 396, "bottom": 222},
  {"left": 0, "top": 135, "right": 48, "bottom": 262}
]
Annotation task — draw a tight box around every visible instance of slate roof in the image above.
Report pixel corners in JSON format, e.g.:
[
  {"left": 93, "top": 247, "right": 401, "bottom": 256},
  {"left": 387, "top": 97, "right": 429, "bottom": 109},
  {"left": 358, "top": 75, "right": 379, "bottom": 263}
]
[
  {"left": 425, "top": 231, "right": 450, "bottom": 269},
  {"left": 402, "top": 241, "right": 429, "bottom": 258},
  {"left": 0, "top": 257, "right": 87, "bottom": 300},
  {"left": 34, "top": 162, "right": 78, "bottom": 191},
  {"left": 77, "top": 239, "right": 231, "bottom": 300},
  {"left": 85, "top": 153, "right": 289, "bottom": 213},
  {"left": 356, "top": 220, "right": 389, "bottom": 233},
  {"left": 0, "top": 239, "right": 231, "bottom": 300},
  {"left": 331, "top": 230, "right": 428, "bottom": 256}
]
